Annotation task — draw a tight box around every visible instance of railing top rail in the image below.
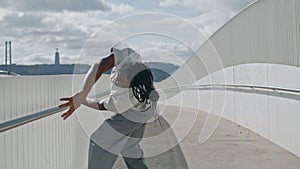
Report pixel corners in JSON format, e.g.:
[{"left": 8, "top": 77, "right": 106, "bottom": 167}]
[
  {"left": 0, "top": 107, "right": 67, "bottom": 133},
  {"left": 162, "top": 84, "right": 300, "bottom": 94}
]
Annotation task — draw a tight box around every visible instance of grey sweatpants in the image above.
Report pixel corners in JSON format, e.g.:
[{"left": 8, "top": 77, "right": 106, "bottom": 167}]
[{"left": 88, "top": 109, "right": 152, "bottom": 169}]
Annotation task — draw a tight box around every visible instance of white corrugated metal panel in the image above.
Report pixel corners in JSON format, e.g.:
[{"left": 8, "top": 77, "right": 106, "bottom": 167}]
[
  {"left": 0, "top": 74, "right": 113, "bottom": 169},
  {"left": 0, "top": 75, "right": 83, "bottom": 169},
  {"left": 159, "top": 0, "right": 300, "bottom": 96},
  {"left": 207, "top": 0, "right": 298, "bottom": 67},
  {"left": 295, "top": 0, "right": 300, "bottom": 67}
]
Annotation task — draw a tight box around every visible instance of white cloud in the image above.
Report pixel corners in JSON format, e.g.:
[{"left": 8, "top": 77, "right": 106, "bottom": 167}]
[
  {"left": 182, "top": 0, "right": 255, "bottom": 12},
  {"left": 132, "top": 41, "right": 193, "bottom": 65},
  {"left": 0, "top": 0, "right": 110, "bottom": 12},
  {"left": 108, "top": 3, "right": 134, "bottom": 15},
  {"left": 0, "top": 10, "right": 114, "bottom": 65},
  {"left": 158, "top": 0, "right": 255, "bottom": 12},
  {"left": 159, "top": 0, "right": 181, "bottom": 7},
  {"left": 159, "top": 0, "right": 256, "bottom": 37},
  {"left": 0, "top": 1, "right": 132, "bottom": 65},
  {"left": 139, "top": 48, "right": 185, "bottom": 65},
  {"left": 60, "top": 55, "right": 80, "bottom": 64},
  {"left": 188, "top": 8, "right": 235, "bottom": 37},
  {"left": 0, "top": 13, "right": 46, "bottom": 28},
  {"left": 0, "top": 0, "right": 256, "bottom": 65},
  {"left": 14, "top": 53, "right": 53, "bottom": 65}
]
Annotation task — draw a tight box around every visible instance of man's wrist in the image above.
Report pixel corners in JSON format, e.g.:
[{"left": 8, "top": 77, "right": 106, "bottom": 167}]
[{"left": 73, "top": 91, "right": 87, "bottom": 108}]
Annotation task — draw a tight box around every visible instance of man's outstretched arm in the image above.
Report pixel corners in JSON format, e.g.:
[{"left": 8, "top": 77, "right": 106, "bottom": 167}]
[
  {"left": 59, "top": 53, "right": 114, "bottom": 120},
  {"left": 81, "top": 54, "right": 115, "bottom": 98}
]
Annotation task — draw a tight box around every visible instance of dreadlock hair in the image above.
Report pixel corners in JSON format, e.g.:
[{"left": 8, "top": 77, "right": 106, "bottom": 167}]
[
  {"left": 121, "top": 62, "right": 159, "bottom": 103},
  {"left": 121, "top": 62, "right": 162, "bottom": 127}
]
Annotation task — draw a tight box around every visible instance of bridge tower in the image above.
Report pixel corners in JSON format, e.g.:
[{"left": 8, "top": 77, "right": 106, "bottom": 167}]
[
  {"left": 4, "top": 41, "right": 12, "bottom": 65},
  {"left": 55, "top": 48, "right": 60, "bottom": 65}
]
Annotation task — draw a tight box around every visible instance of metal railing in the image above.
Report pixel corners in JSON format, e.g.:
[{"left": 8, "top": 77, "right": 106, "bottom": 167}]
[
  {"left": 1, "top": 84, "right": 300, "bottom": 133},
  {"left": 0, "top": 107, "right": 67, "bottom": 133},
  {"left": 162, "top": 84, "right": 300, "bottom": 94}
]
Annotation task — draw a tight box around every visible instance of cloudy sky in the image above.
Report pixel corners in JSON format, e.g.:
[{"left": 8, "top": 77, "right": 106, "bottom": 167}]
[{"left": 0, "top": 0, "right": 256, "bottom": 65}]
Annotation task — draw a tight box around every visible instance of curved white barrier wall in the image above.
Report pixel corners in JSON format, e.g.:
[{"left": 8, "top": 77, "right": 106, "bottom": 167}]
[
  {"left": 161, "top": 0, "right": 300, "bottom": 158},
  {"left": 166, "top": 63, "right": 300, "bottom": 157}
]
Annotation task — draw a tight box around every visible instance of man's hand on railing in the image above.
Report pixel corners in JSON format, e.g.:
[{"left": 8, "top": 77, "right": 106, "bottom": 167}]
[
  {"left": 58, "top": 55, "right": 114, "bottom": 120},
  {"left": 59, "top": 92, "right": 86, "bottom": 120}
]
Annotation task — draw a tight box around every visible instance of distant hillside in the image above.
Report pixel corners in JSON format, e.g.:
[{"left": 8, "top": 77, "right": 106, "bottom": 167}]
[
  {"left": 0, "top": 64, "right": 90, "bottom": 76},
  {"left": 144, "top": 62, "right": 179, "bottom": 82},
  {"left": 144, "top": 62, "right": 179, "bottom": 74},
  {"left": 0, "top": 62, "right": 179, "bottom": 82}
]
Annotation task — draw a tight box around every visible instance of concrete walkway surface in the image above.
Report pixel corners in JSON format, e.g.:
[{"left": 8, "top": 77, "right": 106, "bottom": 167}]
[{"left": 112, "top": 106, "right": 300, "bottom": 169}]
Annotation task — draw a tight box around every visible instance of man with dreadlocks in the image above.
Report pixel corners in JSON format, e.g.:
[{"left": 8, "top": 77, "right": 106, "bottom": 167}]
[{"left": 59, "top": 46, "right": 159, "bottom": 169}]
